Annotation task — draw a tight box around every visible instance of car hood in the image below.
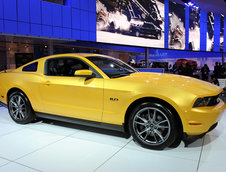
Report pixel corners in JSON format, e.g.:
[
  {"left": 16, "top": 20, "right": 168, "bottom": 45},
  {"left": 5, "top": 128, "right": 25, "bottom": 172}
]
[{"left": 117, "top": 72, "right": 222, "bottom": 96}]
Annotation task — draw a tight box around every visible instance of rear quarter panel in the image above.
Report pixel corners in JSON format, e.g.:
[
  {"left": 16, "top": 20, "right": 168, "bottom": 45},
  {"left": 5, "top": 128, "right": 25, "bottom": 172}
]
[{"left": 0, "top": 71, "right": 44, "bottom": 112}]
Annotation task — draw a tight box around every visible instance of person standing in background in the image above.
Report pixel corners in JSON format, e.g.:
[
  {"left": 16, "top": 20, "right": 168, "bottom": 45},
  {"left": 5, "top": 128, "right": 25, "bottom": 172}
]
[
  {"left": 201, "top": 64, "right": 210, "bottom": 81},
  {"left": 213, "top": 62, "right": 220, "bottom": 78}
]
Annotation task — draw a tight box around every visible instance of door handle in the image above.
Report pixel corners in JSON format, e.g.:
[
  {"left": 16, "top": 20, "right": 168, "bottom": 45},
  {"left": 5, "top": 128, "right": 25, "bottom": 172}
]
[{"left": 43, "top": 81, "right": 51, "bottom": 86}]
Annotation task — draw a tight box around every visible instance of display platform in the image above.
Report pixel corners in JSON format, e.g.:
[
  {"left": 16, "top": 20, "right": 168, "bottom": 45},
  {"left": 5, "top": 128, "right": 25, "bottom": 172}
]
[{"left": 0, "top": 106, "right": 225, "bottom": 171}]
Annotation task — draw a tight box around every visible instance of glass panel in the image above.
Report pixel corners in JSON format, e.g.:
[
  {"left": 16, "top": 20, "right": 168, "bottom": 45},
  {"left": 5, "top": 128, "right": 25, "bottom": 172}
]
[{"left": 22, "top": 62, "right": 38, "bottom": 72}]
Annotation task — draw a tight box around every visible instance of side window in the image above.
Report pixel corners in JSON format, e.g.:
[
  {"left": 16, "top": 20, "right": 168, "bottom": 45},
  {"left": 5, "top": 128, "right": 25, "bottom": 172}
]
[
  {"left": 45, "top": 58, "right": 101, "bottom": 78},
  {"left": 22, "top": 62, "right": 38, "bottom": 72}
]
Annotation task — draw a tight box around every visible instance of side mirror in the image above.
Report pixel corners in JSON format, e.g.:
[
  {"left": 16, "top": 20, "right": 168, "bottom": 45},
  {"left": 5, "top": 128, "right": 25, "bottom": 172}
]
[{"left": 74, "top": 69, "right": 95, "bottom": 78}]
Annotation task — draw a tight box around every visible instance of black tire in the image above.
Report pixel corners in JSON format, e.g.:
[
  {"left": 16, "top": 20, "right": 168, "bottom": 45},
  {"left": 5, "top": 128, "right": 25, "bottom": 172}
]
[
  {"left": 8, "top": 91, "right": 35, "bottom": 124},
  {"left": 168, "top": 130, "right": 182, "bottom": 148},
  {"left": 156, "top": 33, "right": 161, "bottom": 40},
  {"left": 129, "top": 102, "right": 178, "bottom": 150},
  {"left": 135, "top": 31, "right": 140, "bottom": 37}
]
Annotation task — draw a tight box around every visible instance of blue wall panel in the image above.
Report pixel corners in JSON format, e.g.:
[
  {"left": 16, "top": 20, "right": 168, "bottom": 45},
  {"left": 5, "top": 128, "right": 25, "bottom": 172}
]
[
  {"left": 164, "top": 0, "right": 169, "bottom": 49},
  {"left": 53, "top": 27, "right": 63, "bottom": 38},
  {"left": 185, "top": 6, "right": 189, "bottom": 50},
  {"left": 213, "top": 14, "right": 220, "bottom": 52},
  {"left": 81, "top": 0, "right": 89, "bottom": 11},
  {"left": 18, "top": 22, "right": 30, "bottom": 35},
  {"left": 30, "top": 0, "right": 41, "bottom": 24},
  {"left": 89, "top": 12, "right": 96, "bottom": 32},
  {"left": 18, "top": 0, "right": 30, "bottom": 22},
  {"left": 72, "top": 29, "right": 80, "bottom": 40},
  {"left": 89, "top": 31, "right": 96, "bottom": 42},
  {"left": 31, "top": 23, "right": 42, "bottom": 36},
  {"left": 0, "top": 20, "right": 3, "bottom": 32},
  {"left": 72, "top": 9, "right": 80, "bottom": 29},
  {"left": 71, "top": 0, "right": 80, "bottom": 9},
  {"left": 81, "top": 11, "right": 89, "bottom": 31},
  {"left": 200, "top": 10, "right": 207, "bottom": 51},
  {"left": 145, "top": 49, "right": 221, "bottom": 59},
  {"left": 52, "top": 5, "right": 62, "bottom": 27},
  {"left": 4, "top": 0, "right": 17, "bottom": 21},
  {"left": 89, "top": 0, "right": 96, "bottom": 13},
  {"left": 224, "top": 19, "right": 226, "bottom": 52},
  {"left": 0, "top": 0, "right": 3, "bottom": 19},
  {"left": 42, "top": 1, "right": 53, "bottom": 25},
  {"left": 64, "top": 0, "right": 72, "bottom": 6},
  {"left": 63, "top": 28, "right": 72, "bottom": 39},
  {"left": 4, "top": 20, "right": 17, "bottom": 34},
  {"left": 42, "top": 25, "right": 52, "bottom": 37},
  {"left": 81, "top": 31, "right": 89, "bottom": 41},
  {"left": 62, "top": 6, "right": 71, "bottom": 28}
]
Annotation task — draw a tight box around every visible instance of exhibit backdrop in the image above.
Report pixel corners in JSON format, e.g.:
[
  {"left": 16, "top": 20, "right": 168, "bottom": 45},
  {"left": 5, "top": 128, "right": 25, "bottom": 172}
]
[
  {"left": 96, "top": 0, "right": 165, "bottom": 48},
  {"left": 207, "top": 12, "right": 214, "bottom": 51},
  {"left": 220, "top": 14, "right": 224, "bottom": 52},
  {"left": 168, "top": 1, "right": 185, "bottom": 50},
  {"left": 189, "top": 8, "right": 200, "bottom": 51}
]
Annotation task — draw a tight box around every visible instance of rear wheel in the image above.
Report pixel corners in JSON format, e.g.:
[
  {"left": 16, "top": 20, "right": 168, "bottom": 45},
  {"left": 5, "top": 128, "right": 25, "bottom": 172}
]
[
  {"left": 129, "top": 102, "right": 178, "bottom": 150},
  {"left": 156, "top": 33, "right": 161, "bottom": 40},
  {"left": 135, "top": 31, "right": 140, "bottom": 37},
  {"left": 8, "top": 91, "right": 35, "bottom": 124}
]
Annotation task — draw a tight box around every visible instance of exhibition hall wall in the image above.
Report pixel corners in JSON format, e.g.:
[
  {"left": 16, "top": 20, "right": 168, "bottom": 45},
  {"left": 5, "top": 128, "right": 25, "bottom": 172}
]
[
  {"left": 0, "top": 0, "right": 97, "bottom": 41},
  {"left": 95, "top": 0, "right": 225, "bottom": 52},
  {"left": 0, "top": 0, "right": 225, "bottom": 52}
]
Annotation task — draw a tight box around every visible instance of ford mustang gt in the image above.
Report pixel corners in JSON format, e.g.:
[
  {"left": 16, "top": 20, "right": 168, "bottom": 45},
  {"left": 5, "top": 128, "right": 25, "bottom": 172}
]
[{"left": 0, "top": 54, "right": 225, "bottom": 150}]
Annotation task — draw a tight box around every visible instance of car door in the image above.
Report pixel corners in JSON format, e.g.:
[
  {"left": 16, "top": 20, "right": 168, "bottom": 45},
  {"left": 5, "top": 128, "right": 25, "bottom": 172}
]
[{"left": 39, "top": 57, "right": 104, "bottom": 122}]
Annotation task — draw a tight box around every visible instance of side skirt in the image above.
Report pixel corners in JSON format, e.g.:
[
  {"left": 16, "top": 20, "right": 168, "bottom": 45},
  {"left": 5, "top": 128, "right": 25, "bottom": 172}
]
[
  {"left": 0, "top": 101, "right": 7, "bottom": 108},
  {"left": 35, "top": 112, "right": 125, "bottom": 133}
]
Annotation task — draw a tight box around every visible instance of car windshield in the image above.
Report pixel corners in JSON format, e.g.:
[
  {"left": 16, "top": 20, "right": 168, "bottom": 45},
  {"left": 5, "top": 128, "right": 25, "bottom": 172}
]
[{"left": 86, "top": 56, "right": 137, "bottom": 78}]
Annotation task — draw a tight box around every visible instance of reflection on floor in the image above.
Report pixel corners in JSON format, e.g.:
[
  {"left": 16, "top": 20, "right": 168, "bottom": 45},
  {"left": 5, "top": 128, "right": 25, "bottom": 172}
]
[{"left": 0, "top": 107, "right": 225, "bottom": 172}]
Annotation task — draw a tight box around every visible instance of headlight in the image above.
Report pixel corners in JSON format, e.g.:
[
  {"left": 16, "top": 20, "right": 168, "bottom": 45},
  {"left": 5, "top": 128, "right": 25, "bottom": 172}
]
[{"left": 193, "top": 95, "right": 220, "bottom": 107}]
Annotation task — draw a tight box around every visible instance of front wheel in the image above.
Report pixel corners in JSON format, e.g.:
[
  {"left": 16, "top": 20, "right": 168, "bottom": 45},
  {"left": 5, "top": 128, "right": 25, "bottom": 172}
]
[
  {"left": 129, "top": 102, "right": 178, "bottom": 150},
  {"left": 8, "top": 91, "right": 35, "bottom": 124}
]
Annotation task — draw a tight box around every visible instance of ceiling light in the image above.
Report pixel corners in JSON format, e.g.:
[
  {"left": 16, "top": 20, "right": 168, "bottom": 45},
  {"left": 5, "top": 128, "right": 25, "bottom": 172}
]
[{"left": 182, "top": 0, "right": 199, "bottom": 9}]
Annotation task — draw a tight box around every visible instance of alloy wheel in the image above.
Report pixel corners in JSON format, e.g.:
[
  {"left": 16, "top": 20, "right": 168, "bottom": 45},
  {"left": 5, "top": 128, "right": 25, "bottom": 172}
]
[
  {"left": 133, "top": 107, "right": 171, "bottom": 146},
  {"left": 9, "top": 95, "right": 27, "bottom": 120}
]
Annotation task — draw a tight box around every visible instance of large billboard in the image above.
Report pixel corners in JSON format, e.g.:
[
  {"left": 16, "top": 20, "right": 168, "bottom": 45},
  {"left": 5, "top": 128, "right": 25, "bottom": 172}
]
[
  {"left": 96, "top": 0, "right": 165, "bottom": 48},
  {"left": 207, "top": 12, "right": 214, "bottom": 51},
  {"left": 189, "top": 8, "right": 200, "bottom": 51},
  {"left": 168, "top": 1, "right": 185, "bottom": 50},
  {"left": 220, "top": 14, "right": 224, "bottom": 52}
]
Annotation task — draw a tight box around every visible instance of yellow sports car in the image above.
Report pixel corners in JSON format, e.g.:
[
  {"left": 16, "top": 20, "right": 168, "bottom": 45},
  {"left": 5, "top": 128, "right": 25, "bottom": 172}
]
[{"left": 0, "top": 54, "right": 225, "bottom": 150}]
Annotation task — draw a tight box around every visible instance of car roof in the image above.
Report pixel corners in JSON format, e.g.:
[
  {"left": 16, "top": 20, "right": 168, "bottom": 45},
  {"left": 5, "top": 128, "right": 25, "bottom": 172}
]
[{"left": 41, "top": 53, "right": 111, "bottom": 60}]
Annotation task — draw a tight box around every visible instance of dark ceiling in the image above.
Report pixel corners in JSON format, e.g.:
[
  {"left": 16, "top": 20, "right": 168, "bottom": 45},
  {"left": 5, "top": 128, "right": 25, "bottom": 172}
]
[{"left": 173, "top": 0, "right": 226, "bottom": 15}]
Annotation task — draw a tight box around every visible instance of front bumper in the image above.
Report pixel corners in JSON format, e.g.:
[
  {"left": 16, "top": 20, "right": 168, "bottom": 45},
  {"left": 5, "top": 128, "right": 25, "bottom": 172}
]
[
  {"left": 183, "top": 122, "right": 218, "bottom": 147},
  {"left": 183, "top": 99, "right": 225, "bottom": 135}
]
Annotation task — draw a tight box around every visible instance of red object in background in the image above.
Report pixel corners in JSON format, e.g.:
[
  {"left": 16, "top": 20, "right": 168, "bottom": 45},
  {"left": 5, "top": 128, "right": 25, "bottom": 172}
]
[{"left": 175, "top": 59, "right": 197, "bottom": 69}]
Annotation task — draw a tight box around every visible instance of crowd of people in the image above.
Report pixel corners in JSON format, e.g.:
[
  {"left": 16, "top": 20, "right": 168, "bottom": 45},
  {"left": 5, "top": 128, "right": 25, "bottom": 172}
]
[
  {"left": 200, "top": 62, "right": 226, "bottom": 85},
  {"left": 172, "top": 62, "right": 226, "bottom": 85},
  {"left": 128, "top": 58, "right": 226, "bottom": 86}
]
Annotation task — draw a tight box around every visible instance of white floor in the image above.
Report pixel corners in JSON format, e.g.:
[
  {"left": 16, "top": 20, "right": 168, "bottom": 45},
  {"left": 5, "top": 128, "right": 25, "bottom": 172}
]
[{"left": 0, "top": 106, "right": 225, "bottom": 172}]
